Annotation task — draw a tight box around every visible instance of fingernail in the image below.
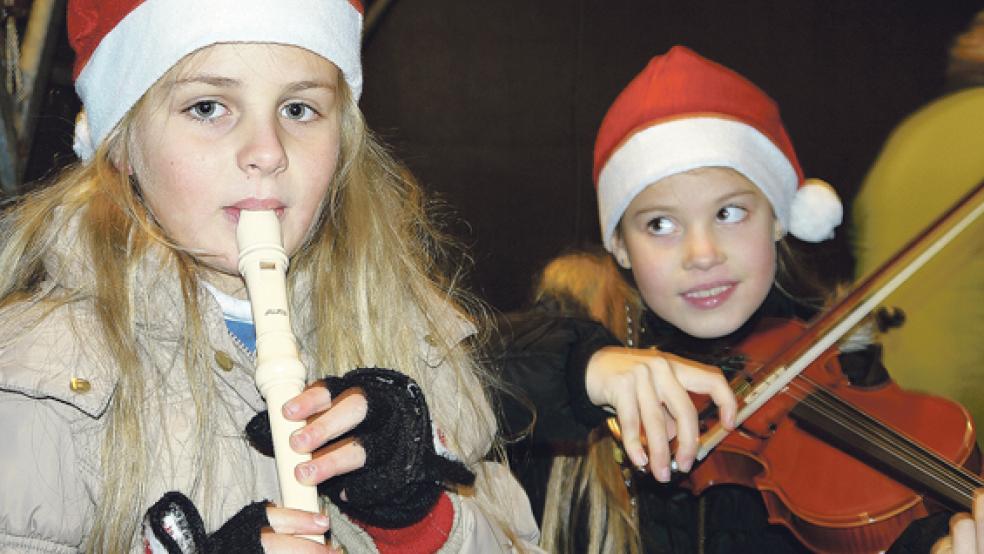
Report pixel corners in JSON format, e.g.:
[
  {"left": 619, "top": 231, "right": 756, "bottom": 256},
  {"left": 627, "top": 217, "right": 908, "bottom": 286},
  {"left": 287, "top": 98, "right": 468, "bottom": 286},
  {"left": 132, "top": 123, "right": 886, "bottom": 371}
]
[
  {"left": 283, "top": 401, "right": 298, "bottom": 417},
  {"left": 313, "top": 514, "right": 330, "bottom": 528},
  {"left": 297, "top": 463, "right": 314, "bottom": 483},
  {"left": 658, "top": 467, "right": 671, "bottom": 482},
  {"left": 290, "top": 429, "right": 307, "bottom": 447},
  {"left": 632, "top": 451, "right": 648, "bottom": 469}
]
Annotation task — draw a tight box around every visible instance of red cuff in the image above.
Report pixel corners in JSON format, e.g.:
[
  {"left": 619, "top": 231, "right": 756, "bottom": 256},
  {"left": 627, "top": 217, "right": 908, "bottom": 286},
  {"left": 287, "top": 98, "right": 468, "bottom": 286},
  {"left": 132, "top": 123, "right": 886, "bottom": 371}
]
[{"left": 355, "top": 493, "right": 454, "bottom": 554}]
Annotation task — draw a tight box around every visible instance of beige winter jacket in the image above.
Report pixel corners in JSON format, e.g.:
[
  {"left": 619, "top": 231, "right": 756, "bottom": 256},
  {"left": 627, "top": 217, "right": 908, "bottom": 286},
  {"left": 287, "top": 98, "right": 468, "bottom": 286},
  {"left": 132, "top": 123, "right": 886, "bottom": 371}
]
[{"left": 0, "top": 235, "right": 540, "bottom": 553}]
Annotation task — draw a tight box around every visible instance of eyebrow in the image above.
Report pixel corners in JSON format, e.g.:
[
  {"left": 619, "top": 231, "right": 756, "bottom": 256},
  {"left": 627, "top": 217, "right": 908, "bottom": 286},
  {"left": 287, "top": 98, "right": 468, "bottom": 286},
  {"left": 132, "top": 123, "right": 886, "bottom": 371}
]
[
  {"left": 170, "top": 75, "right": 239, "bottom": 89},
  {"left": 284, "top": 80, "right": 338, "bottom": 94},
  {"left": 714, "top": 189, "right": 758, "bottom": 203},
  {"left": 169, "top": 75, "right": 337, "bottom": 93}
]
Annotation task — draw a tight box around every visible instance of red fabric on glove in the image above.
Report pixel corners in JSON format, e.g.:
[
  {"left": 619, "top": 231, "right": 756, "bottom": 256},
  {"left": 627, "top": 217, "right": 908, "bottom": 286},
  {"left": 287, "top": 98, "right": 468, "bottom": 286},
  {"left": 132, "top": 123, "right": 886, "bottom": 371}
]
[{"left": 355, "top": 492, "right": 455, "bottom": 554}]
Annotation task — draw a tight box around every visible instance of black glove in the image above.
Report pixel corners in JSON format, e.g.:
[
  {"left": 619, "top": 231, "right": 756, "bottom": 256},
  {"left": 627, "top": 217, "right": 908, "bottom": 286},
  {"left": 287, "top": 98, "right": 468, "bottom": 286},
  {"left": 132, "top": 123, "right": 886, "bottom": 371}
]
[
  {"left": 142, "top": 491, "right": 274, "bottom": 554},
  {"left": 246, "top": 367, "right": 475, "bottom": 528}
]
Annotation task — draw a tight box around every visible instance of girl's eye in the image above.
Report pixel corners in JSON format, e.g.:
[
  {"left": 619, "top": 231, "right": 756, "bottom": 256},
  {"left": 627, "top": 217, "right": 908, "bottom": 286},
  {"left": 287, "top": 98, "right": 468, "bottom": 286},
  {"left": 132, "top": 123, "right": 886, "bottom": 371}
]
[
  {"left": 717, "top": 205, "right": 748, "bottom": 223},
  {"left": 185, "top": 100, "right": 227, "bottom": 121},
  {"left": 647, "top": 216, "right": 676, "bottom": 235},
  {"left": 281, "top": 102, "right": 318, "bottom": 122}
]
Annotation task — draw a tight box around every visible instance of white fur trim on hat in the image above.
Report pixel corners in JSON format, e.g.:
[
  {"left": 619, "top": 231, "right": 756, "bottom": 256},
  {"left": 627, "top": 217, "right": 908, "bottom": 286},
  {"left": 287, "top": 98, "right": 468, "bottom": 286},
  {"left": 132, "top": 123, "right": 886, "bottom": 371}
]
[
  {"left": 789, "top": 178, "right": 843, "bottom": 242},
  {"left": 597, "top": 117, "right": 798, "bottom": 252},
  {"left": 73, "top": 0, "right": 362, "bottom": 160}
]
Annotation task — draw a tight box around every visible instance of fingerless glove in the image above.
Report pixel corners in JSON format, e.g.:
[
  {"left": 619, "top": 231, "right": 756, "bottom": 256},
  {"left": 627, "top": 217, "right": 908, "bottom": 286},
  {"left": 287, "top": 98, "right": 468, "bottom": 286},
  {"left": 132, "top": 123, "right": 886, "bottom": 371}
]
[
  {"left": 142, "top": 491, "right": 272, "bottom": 554},
  {"left": 246, "top": 367, "right": 475, "bottom": 528}
]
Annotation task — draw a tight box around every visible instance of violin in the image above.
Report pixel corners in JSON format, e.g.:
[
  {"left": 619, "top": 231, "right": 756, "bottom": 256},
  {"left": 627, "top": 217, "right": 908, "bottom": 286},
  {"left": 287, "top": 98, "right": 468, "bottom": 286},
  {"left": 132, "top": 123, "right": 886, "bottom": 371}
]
[
  {"left": 687, "top": 316, "right": 980, "bottom": 553},
  {"left": 612, "top": 179, "right": 984, "bottom": 553}
]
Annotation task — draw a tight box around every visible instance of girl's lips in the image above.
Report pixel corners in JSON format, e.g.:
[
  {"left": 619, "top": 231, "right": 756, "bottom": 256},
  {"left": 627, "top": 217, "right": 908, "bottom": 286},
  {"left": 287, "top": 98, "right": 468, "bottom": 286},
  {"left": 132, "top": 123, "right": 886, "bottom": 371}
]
[
  {"left": 224, "top": 200, "right": 285, "bottom": 223},
  {"left": 680, "top": 281, "right": 737, "bottom": 310}
]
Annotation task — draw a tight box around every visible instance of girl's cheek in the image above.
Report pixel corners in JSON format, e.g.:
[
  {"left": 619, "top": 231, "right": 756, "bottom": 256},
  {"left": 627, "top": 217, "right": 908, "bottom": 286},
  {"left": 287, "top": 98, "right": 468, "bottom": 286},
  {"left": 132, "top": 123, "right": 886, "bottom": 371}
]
[{"left": 633, "top": 268, "right": 661, "bottom": 296}]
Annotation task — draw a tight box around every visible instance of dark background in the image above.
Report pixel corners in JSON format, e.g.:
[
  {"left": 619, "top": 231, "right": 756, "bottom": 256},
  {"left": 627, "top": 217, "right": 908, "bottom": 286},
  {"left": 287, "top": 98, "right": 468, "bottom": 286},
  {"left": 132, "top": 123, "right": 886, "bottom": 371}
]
[{"left": 26, "top": 0, "right": 982, "bottom": 312}]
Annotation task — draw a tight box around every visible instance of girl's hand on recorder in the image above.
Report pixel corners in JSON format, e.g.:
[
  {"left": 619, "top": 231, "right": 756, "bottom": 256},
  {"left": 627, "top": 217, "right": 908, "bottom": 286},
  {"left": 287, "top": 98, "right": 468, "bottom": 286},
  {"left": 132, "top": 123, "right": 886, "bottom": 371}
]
[
  {"left": 273, "top": 368, "right": 474, "bottom": 528},
  {"left": 261, "top": 507, "right": 339, "bottom": 553},
  {"left": 283, "top": 384, "right": 369, "bottom": 487},
  {"left": 585, "top": 346, "right": 737, "bottom": 483},
  {"left": 143, "top": 492, "right": 338, "bottom": 554}
]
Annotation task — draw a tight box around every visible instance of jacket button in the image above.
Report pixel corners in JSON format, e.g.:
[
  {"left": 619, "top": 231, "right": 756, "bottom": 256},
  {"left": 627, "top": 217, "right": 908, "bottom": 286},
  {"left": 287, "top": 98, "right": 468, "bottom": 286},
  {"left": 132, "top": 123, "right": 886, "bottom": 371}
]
[
  {"left": 214, "top": 351, "right": 235, "bottom": 371},
  {"left": 424, "top": 334, "right": 438, "bottom": 346},
  {"left": 69, "top": 377, "right": 91, "bottom": 393}
]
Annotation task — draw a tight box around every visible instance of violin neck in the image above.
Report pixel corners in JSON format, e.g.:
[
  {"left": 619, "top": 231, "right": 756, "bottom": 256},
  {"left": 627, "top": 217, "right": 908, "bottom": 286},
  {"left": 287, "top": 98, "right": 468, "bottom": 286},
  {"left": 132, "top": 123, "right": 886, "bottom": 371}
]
[{"left": 791, "top": 389, "right": 983, "bottom": 511}]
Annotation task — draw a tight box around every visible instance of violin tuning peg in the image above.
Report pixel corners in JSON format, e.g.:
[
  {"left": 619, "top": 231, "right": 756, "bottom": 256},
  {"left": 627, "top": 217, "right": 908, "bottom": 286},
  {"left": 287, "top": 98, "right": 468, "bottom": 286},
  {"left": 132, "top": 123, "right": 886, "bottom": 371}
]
[{"left": 875, "top": 306, "right": 906, "bottom": 332}]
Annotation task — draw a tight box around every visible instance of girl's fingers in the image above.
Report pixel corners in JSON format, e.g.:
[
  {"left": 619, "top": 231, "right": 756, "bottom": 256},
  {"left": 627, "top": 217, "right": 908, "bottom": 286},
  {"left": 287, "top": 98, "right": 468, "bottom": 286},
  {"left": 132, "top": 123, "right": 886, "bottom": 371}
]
[
  {"left": 587, "top": 347, "right": 734, "bottom": 479},
  {"left": 669, "top": 356, "right": 737, "bottom": 429},
  {"left": 612, "top": 383, "right": 647, "bottom": 471},
  {"left": 261, "top": 507, "right": 336, "bottom": 553},
  {"left": 933, "top": 536, "right": 953, "bottom": 554},
  {"left": 295, "top": 436, "right": 367, "bottom": 486},
  {"left": 974, "top": 488, "right": 984, "bottom": 554},
  {"left": 265, "top": 506, "right": 331, "bottom": 535},
  {"left": 632, "top": 366, "right": 671, "bottom": 481},
  {"left": 260, "top": 532, "right": 338, "bottom": 554},
  {"left": 283, "top": 384, "right": 333, "bottom": 422},
  {"left": 290, "top": 389, "right": 368, "bottom": 453},
  {"left": 654, "top": 362, "right": 699, "bottom": 474},
  {"left": 949, "top": 512, "right": 976, "bottom": 554}
]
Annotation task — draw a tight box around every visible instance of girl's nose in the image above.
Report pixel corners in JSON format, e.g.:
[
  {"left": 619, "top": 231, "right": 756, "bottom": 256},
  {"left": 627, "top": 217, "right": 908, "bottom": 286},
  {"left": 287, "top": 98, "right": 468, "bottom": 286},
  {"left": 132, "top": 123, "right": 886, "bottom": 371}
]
[
  {"left": 683, "top": 227, "right": 726, "bottom": 271},
  {"left": 237, "top": 117, "right": 288, "bottom": 176}
]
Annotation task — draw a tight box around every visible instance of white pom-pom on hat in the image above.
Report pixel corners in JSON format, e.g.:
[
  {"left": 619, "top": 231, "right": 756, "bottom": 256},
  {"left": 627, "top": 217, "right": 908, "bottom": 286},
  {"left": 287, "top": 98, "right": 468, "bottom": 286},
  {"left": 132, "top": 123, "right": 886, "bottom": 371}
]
[{"left": 788, "top": 178, "right": 843, "bottom": 242}]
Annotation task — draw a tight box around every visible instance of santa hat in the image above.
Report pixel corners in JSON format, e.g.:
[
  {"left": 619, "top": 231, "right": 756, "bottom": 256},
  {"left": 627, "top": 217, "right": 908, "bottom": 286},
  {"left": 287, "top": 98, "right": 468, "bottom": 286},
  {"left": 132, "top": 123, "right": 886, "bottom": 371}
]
[
  {"left": 68, "top": 0, "right": 364, "bottom": 160},
  {"left": 593, "top": 45, "right": 842, "bottom": 250}
]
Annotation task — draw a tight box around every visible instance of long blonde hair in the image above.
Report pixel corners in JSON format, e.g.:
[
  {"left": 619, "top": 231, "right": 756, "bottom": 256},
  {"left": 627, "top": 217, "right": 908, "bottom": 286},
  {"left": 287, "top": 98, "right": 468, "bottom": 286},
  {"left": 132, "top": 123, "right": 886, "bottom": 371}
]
[{"left": 0, "top": 55, "right": 502, "bottom": 552}]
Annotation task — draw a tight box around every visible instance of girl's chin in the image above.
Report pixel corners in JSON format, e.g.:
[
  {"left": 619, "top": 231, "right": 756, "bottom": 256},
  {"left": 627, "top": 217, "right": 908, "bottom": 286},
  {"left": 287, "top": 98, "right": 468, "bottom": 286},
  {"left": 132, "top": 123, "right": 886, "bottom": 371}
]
[
  {"left": 196, "top": 260, "right": 246, "bottom": 293},
  {"left": 676, "top": 317, "right": 746, "bottom": 339}
]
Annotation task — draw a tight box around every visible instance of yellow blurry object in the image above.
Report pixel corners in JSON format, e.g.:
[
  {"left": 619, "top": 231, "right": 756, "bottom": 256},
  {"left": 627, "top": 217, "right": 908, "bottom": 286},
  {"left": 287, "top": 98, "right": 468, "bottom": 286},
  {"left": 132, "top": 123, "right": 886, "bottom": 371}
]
[{"left": 852, "top": 87, "right": 984, "bottom": 441}]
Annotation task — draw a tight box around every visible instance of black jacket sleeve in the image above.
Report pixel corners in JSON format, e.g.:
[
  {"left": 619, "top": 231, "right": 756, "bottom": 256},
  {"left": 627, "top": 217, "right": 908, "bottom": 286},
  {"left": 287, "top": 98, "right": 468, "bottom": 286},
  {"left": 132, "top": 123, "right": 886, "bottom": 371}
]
[{"left": 492, "top": 311, "right": 620, "bottom": 446}]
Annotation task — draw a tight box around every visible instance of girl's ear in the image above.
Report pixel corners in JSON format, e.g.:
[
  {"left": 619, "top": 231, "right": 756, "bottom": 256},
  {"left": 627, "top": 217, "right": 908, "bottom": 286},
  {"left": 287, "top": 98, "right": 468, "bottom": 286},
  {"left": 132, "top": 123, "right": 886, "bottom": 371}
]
[{"left": 611, "top": 232, "right": 632, "bottom": 269}]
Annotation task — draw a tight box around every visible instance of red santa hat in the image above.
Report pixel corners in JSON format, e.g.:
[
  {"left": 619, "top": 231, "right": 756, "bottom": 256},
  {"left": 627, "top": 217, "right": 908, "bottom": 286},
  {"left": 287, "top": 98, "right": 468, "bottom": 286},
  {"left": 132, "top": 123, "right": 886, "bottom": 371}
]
[
  {"left": 593, "top": 45, "right": 842, "bottom": 248},
  {"left": 68, "top": 0, "right": 364, "bottom": 160}
]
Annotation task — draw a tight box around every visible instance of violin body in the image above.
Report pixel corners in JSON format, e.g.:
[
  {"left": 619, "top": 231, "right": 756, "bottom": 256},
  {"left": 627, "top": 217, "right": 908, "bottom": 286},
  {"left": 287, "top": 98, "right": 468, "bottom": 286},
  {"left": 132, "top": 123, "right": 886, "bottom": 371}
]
[{"left": 689, "top": 318, "right": 981, "bottom": 553}]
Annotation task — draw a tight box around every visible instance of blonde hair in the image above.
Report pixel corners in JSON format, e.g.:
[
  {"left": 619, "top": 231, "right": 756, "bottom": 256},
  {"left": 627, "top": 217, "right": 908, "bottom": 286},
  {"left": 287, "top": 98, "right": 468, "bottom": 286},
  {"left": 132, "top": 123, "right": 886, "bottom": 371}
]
[
  {"left": 0, "top": 50, "right": 503, "bottom": 552},
  {"left": 532, "top": 248, "right": 640, "bottom": 341},
  {"left": 530, "top": 249, "right": 643, "bottom": 554}
]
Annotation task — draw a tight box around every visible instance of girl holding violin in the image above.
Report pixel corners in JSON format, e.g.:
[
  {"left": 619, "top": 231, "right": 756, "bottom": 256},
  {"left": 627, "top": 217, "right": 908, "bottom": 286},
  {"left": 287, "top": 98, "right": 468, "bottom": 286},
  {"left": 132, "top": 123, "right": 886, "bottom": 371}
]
[{"left": 498, "top": 45, "right": 982, "bottom": 553}]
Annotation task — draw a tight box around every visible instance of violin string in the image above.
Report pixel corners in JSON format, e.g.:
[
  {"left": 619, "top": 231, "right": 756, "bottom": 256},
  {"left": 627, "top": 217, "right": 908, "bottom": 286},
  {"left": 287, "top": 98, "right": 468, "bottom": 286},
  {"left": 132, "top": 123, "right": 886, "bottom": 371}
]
[
  {"left": 797, "top": 385, "right": 980, "bottom": 504},
  {"left": 782, "top": 373, "right": 981, "bottom": 504},
  {"left": 736, "top": 360, "right": 948, "bottom": 492},
  {"left": 785, "top": 389, "right": 978, "bottom": 509},
  {"left": 734, "top": 360, "right": 981, "bottom": 507},
  {"left": 780, "top": 372, "right": 982, "bottom": 505},
  {"left": 792, "top": 372, "right": 984, "bottom": 496}
]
